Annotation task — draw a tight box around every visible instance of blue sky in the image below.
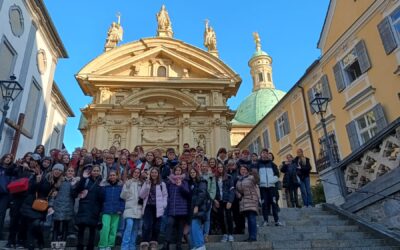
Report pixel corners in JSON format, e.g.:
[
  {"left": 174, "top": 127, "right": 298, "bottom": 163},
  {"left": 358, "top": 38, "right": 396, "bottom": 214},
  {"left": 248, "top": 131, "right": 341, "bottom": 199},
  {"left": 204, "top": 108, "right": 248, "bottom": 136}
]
[{"left": 44, "top": 0, "right": 330, "bottom": 152}]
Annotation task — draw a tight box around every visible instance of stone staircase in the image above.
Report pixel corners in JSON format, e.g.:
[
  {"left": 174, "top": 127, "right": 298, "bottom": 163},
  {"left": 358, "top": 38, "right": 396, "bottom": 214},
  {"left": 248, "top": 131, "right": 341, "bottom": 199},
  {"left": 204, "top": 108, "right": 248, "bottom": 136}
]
[{"left": 0, "top": 206, "right": 399, "bottom": 249}]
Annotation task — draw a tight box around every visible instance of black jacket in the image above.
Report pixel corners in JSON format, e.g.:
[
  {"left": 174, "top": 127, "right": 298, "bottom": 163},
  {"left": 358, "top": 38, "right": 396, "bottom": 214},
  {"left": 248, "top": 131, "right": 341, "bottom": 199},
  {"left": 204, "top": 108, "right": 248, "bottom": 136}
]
[
  {"left": 189, "top": 178, "right": 209, "bottom": 221},
  {"left": 280, "top": 161, "right": 300, "bottom": 188},
  {"left": 75, "top": 176, "right": 103, "bottom": 226},
  {"left": 293, "top": 157, "right": 312, "bottom": 181},
  {"left": 215, "top": 174, "right": 235, "bottom": 203}
]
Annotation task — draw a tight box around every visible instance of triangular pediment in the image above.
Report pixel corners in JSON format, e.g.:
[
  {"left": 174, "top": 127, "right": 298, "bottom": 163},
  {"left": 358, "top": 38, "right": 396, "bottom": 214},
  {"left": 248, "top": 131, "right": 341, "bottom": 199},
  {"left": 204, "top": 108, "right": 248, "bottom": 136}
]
[
  {"left": 318, "top": 0, "right": 375, "bottom": 53},
  {"left": 91, "top": 44, "right": 227, "bottom": 79}
]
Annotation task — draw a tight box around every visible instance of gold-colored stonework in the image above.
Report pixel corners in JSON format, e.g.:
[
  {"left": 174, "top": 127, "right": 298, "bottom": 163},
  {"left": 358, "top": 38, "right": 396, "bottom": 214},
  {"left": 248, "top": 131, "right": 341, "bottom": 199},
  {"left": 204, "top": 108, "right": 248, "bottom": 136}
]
[{"left": 77, "top": 7, "right": 241, "bottom": 154}]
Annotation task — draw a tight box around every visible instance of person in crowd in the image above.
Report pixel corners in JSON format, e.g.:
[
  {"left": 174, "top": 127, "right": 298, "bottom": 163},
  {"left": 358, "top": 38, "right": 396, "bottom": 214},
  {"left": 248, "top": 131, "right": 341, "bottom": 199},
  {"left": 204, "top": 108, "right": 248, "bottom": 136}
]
[
  {"left": 192, "top": 154, "right": 203, "bottom": 172},
  {"left": 256, "top": 149, "right": 282, "bottom": 226},
  {"left": 117, "top": 155, "right": 130, "bottom": 182},
  {"left": 179, "top": 160, "right": 189, "bottom": 176},
  {"left": 61, "top": 154, "right": 71, "bottom": 170},
  {"left": 200, "top": 161, "right": 216, "bottom": 242},
  {"left": 120, "top": 168, "right": 143, "bottom": 250},
  {"left": 137, "top": 152, "right": 155, "bottom": 171},
  {"left": 236, "top": 149, "right": 251, "bottom": 169},
  {"left": 133, "top": 146, "right": 145, "bottom": 161},
  {"left": 93, "top": 149, "right": 104, "bottom": 165},
  {"left": 100, "top": 154, "right": 118, "bottom": 182},
  {"left": 98, "top": 170, "right": 125, "bottom": 250},
  {"left": 294, "top": 148, "right": 313, "bottom": 207},
  {"left": 268, "top": 152, "right": 281, "bottom": 212},
  {"left": 236, "top": 164, "right": 260, "bottom": 242},
  {"left": 161, "top": 148, "right": 179, "bottom": 181},
  {"left": 50, "top": 165, "right": 79, "bottom": 246},
  {"left": 41, "top": 156, "right": 53, "bottom": 176},
  {"left": 33, "top": 145, "right": 45, "bottom": 159},
  {"left": 251, "top": 153, "right": 258, "bottom": 165},
  {"left": 188, "top": 168, "right": 208, "bottom": 250},
  {"left": 216, "top": 148, "right": 229, "bottom": 166},
  {"left": 75, "top": 165, "right": 103, "bottom": 250},
  {"left": 189, "top": 148, "right": 197, "bottom": 161},
  {"left": 139, "top": 167, "right": 168, "bottom": 250},
  {"left": 162, "top": 166, "right": 190, "bottom": 250},
  {"left": 208, "top": 157, "right": 217, "bottom": 174},
  {"left": 20, "top": 154, "right": 61, "bottom": 250},
  {"left": 280, "top": 154, "right": 301, "bottom": 208},
  {"left": 0, "top": 154, "right": 15, "bottom": 240},
  {"left": 214, "top": 162, "right": 235, "bottom": 242},
  {"left": 182, "top": 143, "right": 190, "bottom": 152},
  {"left": 129, "top": 152, "right": 140, "bottom": 167},
  {"left": 226, "top": 159, "right": 245, "bottom": 234}
]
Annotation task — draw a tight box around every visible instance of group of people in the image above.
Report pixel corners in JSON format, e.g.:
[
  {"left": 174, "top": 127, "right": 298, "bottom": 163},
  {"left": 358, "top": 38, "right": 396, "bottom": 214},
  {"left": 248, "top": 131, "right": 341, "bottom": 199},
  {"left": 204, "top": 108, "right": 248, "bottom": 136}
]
[{"left": 0, "top": 143, "right": 313, "bottom": 250}]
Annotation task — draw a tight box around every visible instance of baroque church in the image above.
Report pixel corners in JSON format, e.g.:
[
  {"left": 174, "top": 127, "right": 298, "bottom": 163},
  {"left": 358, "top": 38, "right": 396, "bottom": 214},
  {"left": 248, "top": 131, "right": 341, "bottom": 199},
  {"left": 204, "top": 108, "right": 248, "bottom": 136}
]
[{"left": 77, "top": 5, "right": 285, "bottom": 154}]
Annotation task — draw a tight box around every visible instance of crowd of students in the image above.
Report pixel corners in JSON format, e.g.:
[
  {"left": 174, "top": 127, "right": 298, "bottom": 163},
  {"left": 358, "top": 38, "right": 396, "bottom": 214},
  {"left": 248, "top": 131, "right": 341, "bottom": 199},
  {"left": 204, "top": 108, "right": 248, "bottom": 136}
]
[{"left": 0, "top": 143, "right": 313, "bottom": 250}]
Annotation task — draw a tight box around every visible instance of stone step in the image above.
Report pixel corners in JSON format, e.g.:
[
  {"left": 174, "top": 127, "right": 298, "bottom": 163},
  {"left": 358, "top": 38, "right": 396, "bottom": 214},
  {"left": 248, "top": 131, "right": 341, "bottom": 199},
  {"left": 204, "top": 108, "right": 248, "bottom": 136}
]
[
  {"left": 272, "top": 239, "right": 392, "bottom": 249},
  {"left": 257, "top": 225, "right": 359, "bottom": 234}
]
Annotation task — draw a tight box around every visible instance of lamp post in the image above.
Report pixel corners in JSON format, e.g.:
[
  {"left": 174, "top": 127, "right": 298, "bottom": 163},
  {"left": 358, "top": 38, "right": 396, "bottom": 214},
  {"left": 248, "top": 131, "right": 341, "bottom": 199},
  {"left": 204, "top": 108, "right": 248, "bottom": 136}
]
[
  {"left": 310, "top": 92, "right": 335, "bottom": 171},
  {"left": 0, "top": 75, "right": 23, "bottom": 142}
]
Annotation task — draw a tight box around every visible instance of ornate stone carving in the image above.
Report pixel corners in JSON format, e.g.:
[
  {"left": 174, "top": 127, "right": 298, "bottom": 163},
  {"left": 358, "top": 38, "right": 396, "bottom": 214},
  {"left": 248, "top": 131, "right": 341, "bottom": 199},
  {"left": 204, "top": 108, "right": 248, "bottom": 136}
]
[
  {"left": 195, "top": 134, "right": 206, "bottom": 149},
  {"left": 104, "top": 13, "right": 123, "bottom": 51},
  {"left": 212, "top": 118, "right": 222, "bottom": 126},
  {"left": 204, "top": 20, "right": 218, "bottom": 57},
  {"left": 36, "top": 49, "right": 47, "bottom": 75},
  {"left": 9, "top": 5, "right": 24, "bottom": 37},
  {"left": 182, "top": 118, "right": 191, "bottom": 126},
  {"left": 112, "top": 134, "right": 121, "bottom": 148},
  {"left": 96, "top": 117, "right": 106, "bottom": 125},
  {"left": 156, "top": 5, "right": 173, "bottom": 38},
  {"left": 99, "top": 87, "right": 112, "bottom": 104},
  {"left": 129, "top": 117, "right": 140, "bottom": 125}
]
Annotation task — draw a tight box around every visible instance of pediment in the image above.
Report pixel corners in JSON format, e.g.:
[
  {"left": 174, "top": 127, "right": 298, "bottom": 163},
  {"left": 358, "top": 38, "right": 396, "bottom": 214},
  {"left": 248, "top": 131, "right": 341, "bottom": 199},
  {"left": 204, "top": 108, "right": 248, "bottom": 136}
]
[{"left": 91, "top": 45, "right": 227, "bottom": 79}]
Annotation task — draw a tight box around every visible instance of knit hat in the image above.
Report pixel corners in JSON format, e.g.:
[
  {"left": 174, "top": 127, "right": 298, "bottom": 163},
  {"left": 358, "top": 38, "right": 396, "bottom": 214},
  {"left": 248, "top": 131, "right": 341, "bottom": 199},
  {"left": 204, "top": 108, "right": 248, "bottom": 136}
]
[
  {"left": 52, "top": 163, "right": 64, "bottom": 172},
  {"left": 31, "top": 153, "right": 41, "bottom": 162}
]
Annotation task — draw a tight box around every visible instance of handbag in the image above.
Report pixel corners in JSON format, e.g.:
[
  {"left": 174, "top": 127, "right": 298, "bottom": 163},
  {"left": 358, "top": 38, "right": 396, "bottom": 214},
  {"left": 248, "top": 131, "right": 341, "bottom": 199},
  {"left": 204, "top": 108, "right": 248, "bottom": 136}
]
[
  {"left": 32, "top": 192, "right": 49, "bottom": 212},
  {"left": 7, "top": 177, "right": 29, "bottom": 194}
]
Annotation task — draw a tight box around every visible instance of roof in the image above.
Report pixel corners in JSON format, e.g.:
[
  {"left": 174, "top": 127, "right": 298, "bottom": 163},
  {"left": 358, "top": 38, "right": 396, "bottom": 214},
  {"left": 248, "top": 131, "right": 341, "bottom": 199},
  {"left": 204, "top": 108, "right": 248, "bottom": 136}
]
[
  {"left": 51, "top": 82, "right": 75, "bottom": 117},
  {"left": 251, "top": 50, "right": 269, "bottom": 58},
  {"left": 232, "top": 88, "right": 286, "bottom": 125}
]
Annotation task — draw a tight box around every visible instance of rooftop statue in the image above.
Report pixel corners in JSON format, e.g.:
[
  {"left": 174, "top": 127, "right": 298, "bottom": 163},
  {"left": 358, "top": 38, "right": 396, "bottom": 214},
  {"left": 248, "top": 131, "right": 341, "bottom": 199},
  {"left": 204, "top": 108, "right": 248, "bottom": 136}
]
[
  {"left": 104, "top": 13, "right": 123, "bottom": 51},
  {"left": 204, "top": 19, "right": 218, "bottom": 57},
  {"left": 253, "top": 32, "right": 261, "bottom": 51},
  {"left": 156, "top": 5, "right": 173, "bottom": 37}
]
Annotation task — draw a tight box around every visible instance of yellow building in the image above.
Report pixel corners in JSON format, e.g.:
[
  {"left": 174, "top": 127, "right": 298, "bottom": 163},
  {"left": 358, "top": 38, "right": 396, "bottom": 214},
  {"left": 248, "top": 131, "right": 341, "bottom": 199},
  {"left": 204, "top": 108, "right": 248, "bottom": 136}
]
[{"left": 237, "top": 0, "right": 400, "bottom": 190}]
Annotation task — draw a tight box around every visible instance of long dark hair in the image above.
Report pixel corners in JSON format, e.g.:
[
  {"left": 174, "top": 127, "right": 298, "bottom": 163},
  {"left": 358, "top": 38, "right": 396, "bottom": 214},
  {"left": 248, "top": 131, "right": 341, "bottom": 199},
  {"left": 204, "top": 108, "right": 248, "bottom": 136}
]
[{"left": 34, "top": 145, "right": 45, "bottom": 158}]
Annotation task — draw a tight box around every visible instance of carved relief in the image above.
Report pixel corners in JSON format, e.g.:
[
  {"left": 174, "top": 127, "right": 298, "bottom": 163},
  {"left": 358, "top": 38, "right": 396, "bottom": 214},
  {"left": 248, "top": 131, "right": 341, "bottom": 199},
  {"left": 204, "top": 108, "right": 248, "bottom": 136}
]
[
  {"left": 142, "top": 129, "right": 178, "bottom": 143},
  {"left": 142, "top": 116, "right": 178, "bottom": 127},
  {"left": 37, "top": 50, "right": 47, "bottom": 75},
  {"left": 129, "top": 117, "right": 140, "bottom": 125},
  {"left": 100, "top": 87, "right": 112, "bottom": 104},
  {"left": 9, "top": 5, "right": 24, "bottom": 37},
  {"left": 112, "top": 134, "right": 121, "bottom": 148}
]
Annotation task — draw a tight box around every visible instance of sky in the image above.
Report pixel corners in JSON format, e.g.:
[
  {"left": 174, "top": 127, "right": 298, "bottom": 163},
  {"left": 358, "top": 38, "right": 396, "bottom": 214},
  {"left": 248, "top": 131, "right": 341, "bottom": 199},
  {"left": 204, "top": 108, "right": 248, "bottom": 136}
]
[{"left": 44, "top": 0, "right": 330, "bottom": 153}]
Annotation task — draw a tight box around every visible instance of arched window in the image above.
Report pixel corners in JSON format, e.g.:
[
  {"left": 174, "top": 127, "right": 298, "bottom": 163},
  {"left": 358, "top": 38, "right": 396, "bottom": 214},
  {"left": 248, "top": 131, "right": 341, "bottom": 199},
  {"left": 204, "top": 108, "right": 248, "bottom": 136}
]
[
  {"left": 258, "top": 72, "right": 263, "bottom": 82},
  {"left": 157, "top": 66, "right": 167, "bottom": 77}
]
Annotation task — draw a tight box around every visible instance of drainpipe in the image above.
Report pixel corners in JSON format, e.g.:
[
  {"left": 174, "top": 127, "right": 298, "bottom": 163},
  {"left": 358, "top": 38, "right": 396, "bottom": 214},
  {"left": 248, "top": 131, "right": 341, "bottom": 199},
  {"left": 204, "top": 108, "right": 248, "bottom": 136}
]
[{"left": 297, "top": 85, "right": 318, "bottom": 170}]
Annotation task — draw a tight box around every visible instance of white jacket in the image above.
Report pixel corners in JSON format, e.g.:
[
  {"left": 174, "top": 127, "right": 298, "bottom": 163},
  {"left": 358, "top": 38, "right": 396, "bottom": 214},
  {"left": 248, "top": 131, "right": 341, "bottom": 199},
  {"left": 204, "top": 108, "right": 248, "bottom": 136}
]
[{"left": 120, "top": 178, "right": 143, "bottom": 219}]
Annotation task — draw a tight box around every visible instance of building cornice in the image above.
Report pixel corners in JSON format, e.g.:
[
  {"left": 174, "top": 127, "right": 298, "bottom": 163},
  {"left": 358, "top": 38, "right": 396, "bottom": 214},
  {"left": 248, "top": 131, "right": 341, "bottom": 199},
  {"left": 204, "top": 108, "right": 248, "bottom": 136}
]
[{"left": 51, "top": 82, "right": 75, "bottom": 117}]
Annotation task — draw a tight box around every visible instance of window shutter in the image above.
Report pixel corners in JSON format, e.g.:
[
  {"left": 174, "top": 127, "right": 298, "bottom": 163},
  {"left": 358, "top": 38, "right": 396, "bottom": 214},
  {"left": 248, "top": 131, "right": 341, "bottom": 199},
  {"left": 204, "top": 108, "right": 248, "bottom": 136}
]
[
  {"left": 307, "top": 88, "right": 315, "bottom": 114},
  {"left": 333, "top": 62, "right": 345, "bottom": 92},
  {"left": 321, "top": 74, "right": 332, "bottom": 100},
  {"left": 283, "top": 112, "right": 290, "bottom": 134},
  {"left": 262, "top": 129, "right": 270, "bottom": 149},
  {"left": 378, "top": 17, "right": 398, "bottom": 55},
  {"left": 372, "top": 104, "right": 388, "bottom": 132},
  {"left": 346, "top": 121, "right": 360, "bottom": 151},
  {"left": 355, "top": 40, "right": 371, "bottom": 73},
  {"left": 274, "top": 120, "right": 280, "bottom": 141}
]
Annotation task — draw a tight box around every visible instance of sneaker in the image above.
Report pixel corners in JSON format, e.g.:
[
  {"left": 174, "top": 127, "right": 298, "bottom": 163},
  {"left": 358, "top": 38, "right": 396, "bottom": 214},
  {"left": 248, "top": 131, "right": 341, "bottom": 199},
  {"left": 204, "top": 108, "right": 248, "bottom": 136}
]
[
  {"left": 15, "top": 244, "right": 25, "bottom": 249},
  {"left": 228, "top": 235, "right": 234, "bottom": 242},
  {"left": 220, "top": 234, "right": 228, "bottom": 242},
  {"left": 260, "top": 221, "right": 269, "bottom": 227},
  {"left": 275, "top": 221, "right": 283, "bottom": 226}
]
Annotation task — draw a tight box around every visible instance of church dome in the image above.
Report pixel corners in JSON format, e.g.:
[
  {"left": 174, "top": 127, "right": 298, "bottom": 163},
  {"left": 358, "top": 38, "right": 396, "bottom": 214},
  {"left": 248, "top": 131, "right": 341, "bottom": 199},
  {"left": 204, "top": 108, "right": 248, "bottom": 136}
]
[
  {"left": 232, "top": 88, "right": 286, "bottom": 125},
  {"left": 251, "top": 49, "right": 269, "bottom": 58}
]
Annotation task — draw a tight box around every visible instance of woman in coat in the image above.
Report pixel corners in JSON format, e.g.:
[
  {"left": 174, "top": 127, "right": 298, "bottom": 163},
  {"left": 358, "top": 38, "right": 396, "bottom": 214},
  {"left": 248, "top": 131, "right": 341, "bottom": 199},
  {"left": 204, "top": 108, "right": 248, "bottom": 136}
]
[
  {"left": 280, "top": 154, "right": 300, "bottom": 208},
  {"left": 121, "top": 168, "right": 143, "bottom": 250},
  {"left": 214, "top": 162, "right": 235, "bottom": 242},
  {"left": 139, "top": 167, "right": 168, "bottom": 250},
  {"left": 162, "top": 166, "right": 190, "bottom": 250},
  {"left": 188, "top": 168, "right": 209, "bottom": 250},
  {"left": 75, "top": 165, "right": 103, "bottom": 250},
  {"left": 236, "top": 164, "right": 259, "bottom": 242}
]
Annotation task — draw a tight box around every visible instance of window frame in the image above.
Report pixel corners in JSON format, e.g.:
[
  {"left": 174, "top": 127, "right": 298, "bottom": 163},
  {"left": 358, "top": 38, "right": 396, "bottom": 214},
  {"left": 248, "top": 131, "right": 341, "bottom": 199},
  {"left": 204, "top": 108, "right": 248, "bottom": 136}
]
[
  {"left": 390, "top": 5, "right": 400, "bottom": 43},
  {"left": 356, "top": 110, "right": 378, "bottom": 144},
  {"left": 277, "top": 115, "right": 286, "bottom": 139},
  {"left": 23, "top": 78, "right": 42, "bottom": 134},
  {"left": 341, "top": 50, "right": 362, "bottom": 87}
]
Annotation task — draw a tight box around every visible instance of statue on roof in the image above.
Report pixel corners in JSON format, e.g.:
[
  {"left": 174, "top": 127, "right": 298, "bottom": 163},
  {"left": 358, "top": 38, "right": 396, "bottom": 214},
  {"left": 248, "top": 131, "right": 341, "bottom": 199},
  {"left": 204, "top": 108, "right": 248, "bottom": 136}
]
[
  {"left": 204, "top": 19, "right": 218, "bottom": 57},
  {"left": 253, "top": 32, "right": 261, "bottom": 51},
  {"left": 156, "top": 5, "right": 173, "bottom": 38},
  {"left": 104, "top": 13, "right": 123, "bottom": 51}
]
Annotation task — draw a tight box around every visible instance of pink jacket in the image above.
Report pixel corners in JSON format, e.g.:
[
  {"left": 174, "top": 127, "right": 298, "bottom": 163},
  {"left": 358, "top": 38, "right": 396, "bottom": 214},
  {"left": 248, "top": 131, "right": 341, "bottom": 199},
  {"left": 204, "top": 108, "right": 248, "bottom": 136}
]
[{"left": 139, "top": 181, "right": 168, "bottom": 218}]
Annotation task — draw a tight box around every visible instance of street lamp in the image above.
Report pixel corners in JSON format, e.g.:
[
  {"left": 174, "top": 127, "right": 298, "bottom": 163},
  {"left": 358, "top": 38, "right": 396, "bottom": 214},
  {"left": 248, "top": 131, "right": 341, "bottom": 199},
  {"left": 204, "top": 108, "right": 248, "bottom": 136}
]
[
  {"left": 310, "top": 92, "right": 335, "bottom": 170},
  {"left": 0, "top": 75, "right": 23, "bottom": 142}
]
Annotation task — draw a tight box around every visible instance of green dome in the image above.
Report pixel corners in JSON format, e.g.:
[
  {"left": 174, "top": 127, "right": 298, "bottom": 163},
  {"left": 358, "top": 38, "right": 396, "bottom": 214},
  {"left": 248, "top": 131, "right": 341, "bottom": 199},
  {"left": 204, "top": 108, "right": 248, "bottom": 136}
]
[
  {"left": 232, "top": 88, "right": 286, "bottom": 125},
  {"left": 251, "top": 50, "right": 269, "bottom": 58}
]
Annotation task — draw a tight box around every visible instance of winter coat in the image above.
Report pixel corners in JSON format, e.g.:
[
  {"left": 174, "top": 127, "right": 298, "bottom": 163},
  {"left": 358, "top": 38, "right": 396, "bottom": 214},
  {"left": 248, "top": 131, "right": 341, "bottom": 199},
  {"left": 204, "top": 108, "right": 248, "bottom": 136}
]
[
  {"left": 281, "top": 162, "right": 300, "bottom": 188},
  {"left": 215, "top": 174, "right": 235, "bottom": 203},
  {"left": 0, "top": 163, "right": 14, "bottom": 194},
  {"left": 51, "top": 177, "right": 79, "bottom": 221},
  {"left": 161, "top": 159, "right": 179, "bottom": 181},
  {"left": 201, "top": 172, "right": 216, "bottom": 200},
  {"left": 140, "top": 181, "right": 168, "bottom": 218},
  {"left": 166, "top": 174, "right": 190, "bottom": 216},
  {"left": 99, "top": 163, "right": 118, "bottom": 182},
  {"left": 20, "top": 175, "right": 54, "bottom": 220},
  {"left": 293, "top": 157, "right": 312, "bottom": 181},
  {"left": 236, "top": 173, "right": 259, "bottom": 213},
  {"left": 120, "top": 178, "right": 143, "bottom": 219},
  {"left": 75, "top": 176, "right": 103, "bottom": 226},
  {"left": 101, "top": 180, "right": 125, "bottom": 214},
  {"left": 257, "top": 159, "right": 279, "bottom": 188},
  {"left": 189, "top": 178, "right": 209, "bottom": 221}
]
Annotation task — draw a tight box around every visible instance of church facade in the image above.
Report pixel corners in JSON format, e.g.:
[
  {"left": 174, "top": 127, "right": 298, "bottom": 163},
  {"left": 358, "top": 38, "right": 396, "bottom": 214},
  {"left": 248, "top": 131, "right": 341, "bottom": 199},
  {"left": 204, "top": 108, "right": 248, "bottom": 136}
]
[{"left": 77, "top": 7, "right": 241, "bottom": 154}]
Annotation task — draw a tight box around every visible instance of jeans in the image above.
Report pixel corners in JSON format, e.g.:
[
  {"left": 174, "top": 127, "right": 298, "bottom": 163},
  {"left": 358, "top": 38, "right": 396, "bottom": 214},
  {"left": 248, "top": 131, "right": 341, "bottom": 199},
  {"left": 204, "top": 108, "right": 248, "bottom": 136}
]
[
  {"left": 25, "top": 217, "right": 44, "bottom": 250},
  {"left": 245, "top": 211, "right": 257, "bottom": 240},
  {"left": 0, "top": 194, "right": 10, "bottom": 240},
  {"left": 142, "top": 205, "right": 161, "bottom": 242},
  {"left": 99, "top": 214, "right": 120, "bottom": 248},
  {"left": 216, "top": 201, "right": 233, "bottom": 235},
  {"left": 190, "top": 218, "right": 204, "bottom": 249},
  {"left": 260, "top": 187, "right": 279, "bottom": 222},
  {"left": 165, "top": 215, "right": 186, "bottom": 247},
  {"left": 299, "top": 177, "right": 313, "bottom": 207},
  {"left": 52, "top": 220, "right": 70, "bottom": 241},
  {"left": 121, "top": 218, "right": 140, "bottom": 250},
  {"left": 203, "top": 206, "right": 212, "bottom": 236},
  {"left": 232, "top": 199, "right": 245, "bottom": 234}
]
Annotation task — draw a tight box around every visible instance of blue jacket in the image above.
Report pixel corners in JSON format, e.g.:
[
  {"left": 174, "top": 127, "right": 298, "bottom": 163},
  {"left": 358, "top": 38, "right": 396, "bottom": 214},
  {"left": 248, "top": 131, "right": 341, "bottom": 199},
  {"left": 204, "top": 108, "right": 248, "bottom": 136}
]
[
  {"left": 166, "top": 177, "right": 190, "bottom": 216},
  {"left": 215, "top": 174, "right": 235, "bottom": 203},
  {"left": 102, "top": 181, "right": 125, "bottom": 214}
]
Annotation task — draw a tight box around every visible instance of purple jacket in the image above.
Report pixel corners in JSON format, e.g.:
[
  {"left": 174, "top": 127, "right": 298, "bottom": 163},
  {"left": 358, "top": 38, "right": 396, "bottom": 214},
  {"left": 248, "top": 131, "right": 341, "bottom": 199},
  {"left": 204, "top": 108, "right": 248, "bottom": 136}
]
[
  {"left": 166, "top": 174, "right": 190, "bottom": 216},
  {"left": 140, "top": 181, "right": 168, "bottom": 218}
]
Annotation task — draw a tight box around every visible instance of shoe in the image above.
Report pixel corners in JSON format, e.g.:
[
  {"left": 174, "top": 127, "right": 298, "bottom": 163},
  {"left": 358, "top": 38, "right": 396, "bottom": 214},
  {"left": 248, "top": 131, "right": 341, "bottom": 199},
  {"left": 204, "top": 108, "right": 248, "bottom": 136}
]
[
  {"left": 220, "top": 234, "right": 228, "bottom": 242},
  {"left": 228, "top": 235, "right": 234, "bottom": 242},
  {"left": 244, "top": 238, "right": 256, "bottom": 242},
  {"left": 140, "top": 242, "right": 149, "bottom": 250},
  {"left": 275, "top": 221, "right": 283, "bottom": 226},
  {"left": 195, "top": 246, "right": 206, "bottom": 250},
  {"left": 149, "top": 241, "right": 158, "bottom": 250},
  {"left": 15, "top": 244, "right": 25, "bottom": 249},
  {"left": 260, "top": 221, "right": 269, "bottom": 227},
  {"left": 3, "top": 243, "right": 15, "bottom": 250}
]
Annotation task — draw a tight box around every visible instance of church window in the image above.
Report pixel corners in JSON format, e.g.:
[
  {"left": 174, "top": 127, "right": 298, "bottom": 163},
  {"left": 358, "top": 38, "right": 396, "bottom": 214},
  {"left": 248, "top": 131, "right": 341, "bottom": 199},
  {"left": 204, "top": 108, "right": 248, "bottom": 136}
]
[
  {"left": 24, "top": 78, "right": 41, "bottom": 134},
  {"left": 258, "top": 72, "right": 263, "bottom": 82},
  {"left": 157, "top": 66, "right": 167, "bottom": 77}
]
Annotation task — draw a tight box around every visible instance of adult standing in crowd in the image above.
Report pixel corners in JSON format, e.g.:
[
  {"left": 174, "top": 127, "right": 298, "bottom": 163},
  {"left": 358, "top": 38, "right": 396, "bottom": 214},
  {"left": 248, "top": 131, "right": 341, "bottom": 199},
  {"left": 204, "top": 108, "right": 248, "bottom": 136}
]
[
  {"left": 280, "top": 154, "right": 300, "bottom": 208},
  {"left": 294, "top": 149, "right": 313, "bottom": 207}
]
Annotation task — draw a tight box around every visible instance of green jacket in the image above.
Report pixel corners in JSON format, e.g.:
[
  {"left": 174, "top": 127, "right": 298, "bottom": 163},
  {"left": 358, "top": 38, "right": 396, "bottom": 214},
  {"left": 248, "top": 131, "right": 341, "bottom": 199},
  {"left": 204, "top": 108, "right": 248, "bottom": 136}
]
[{"left": 201, "top": 172, "right": 216, "bottom": 200}]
